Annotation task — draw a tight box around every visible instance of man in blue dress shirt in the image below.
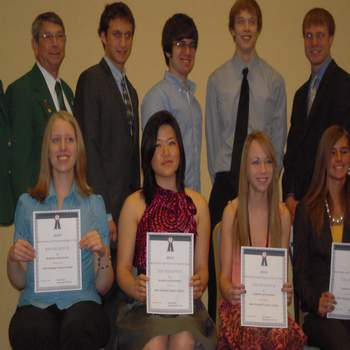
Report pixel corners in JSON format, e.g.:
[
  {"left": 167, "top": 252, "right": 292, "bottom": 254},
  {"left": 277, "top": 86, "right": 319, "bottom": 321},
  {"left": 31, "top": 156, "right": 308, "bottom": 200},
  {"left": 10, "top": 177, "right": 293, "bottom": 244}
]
[
  {"left": 141, "top": 13, "right": 202, "bottom": 192},
  {"left": 283, "top": 8, "right": 350, "bottom": 223}
]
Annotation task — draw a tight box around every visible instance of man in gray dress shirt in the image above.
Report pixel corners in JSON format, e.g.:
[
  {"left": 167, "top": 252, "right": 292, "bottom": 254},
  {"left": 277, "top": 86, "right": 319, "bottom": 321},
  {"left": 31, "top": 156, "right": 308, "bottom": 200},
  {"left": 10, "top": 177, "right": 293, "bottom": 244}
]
[
  {"left": 141, "top": 13, "right": 202, "bottom": 192},
  {"left": 205, "top": 0, "right": 287, "bottom": 319}
]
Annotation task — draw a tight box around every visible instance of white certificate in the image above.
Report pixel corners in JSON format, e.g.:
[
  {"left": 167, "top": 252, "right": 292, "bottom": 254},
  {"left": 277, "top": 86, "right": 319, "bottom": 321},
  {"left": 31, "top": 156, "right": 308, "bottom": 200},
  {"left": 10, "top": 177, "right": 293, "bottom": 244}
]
[
  {"left": 241, "top": 247, "right": 287, "bottom": 328},
  {"left": 328, "top": 242, "right": 350, "bottom": 319},
  {"left": 146, "top": 232, "right": 193, "bottom": 314},
  {"left": 33, "top": 210, "right": 82, "bottom": 293}
]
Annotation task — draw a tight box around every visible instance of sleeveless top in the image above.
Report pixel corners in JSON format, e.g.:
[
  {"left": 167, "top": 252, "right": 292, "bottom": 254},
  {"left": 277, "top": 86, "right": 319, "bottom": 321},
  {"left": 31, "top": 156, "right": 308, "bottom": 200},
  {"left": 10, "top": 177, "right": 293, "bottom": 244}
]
[
  {"left": 231, "top": 214, "right": 272, "bottom": 285},
  {"left": 133, "top": 187, "right": 197, "bottom": 270}
]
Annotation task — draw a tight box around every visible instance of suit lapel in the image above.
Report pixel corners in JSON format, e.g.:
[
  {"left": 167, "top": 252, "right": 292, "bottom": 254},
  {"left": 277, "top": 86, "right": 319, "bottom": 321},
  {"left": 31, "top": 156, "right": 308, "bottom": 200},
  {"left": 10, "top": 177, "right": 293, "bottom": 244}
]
[
  {"left": 30, "top": 64, "right": 57, "bottom": 118},
  {"left": 295, "top": 82, "right": 310, "bottom": 141},
  {"left": 99, "top": 59, "right": 125, "bottom": 105},
  {"left": 99, "top": 59, "right": 132, "bottom": 136},
  {"left": 0, "top": 81, "right": 8, "bottom": 122},
  {"left": 323, "top": 212, "right": 334, "bottom": 254},
  {"left": 307, "top": 60, "right": 335, "bottom": 126},
  {"left": 61, "top": 82, "right": 74, "bottom": 110},
  {"left": 125, "top": 75, "right": 137, "bottom": 112},
  {"left": 342, "top": 222, "right": 350, "bottom": 243}
]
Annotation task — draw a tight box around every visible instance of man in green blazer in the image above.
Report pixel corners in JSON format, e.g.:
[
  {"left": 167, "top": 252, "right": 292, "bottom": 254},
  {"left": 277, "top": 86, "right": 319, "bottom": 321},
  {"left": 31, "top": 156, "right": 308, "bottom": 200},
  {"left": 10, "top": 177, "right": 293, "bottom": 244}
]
[
  {"left": 0, "top": 80, "right": 14, "bottom": 225},
  {"left": 6, "top": 12, "right": 74, "bottom": 203}
]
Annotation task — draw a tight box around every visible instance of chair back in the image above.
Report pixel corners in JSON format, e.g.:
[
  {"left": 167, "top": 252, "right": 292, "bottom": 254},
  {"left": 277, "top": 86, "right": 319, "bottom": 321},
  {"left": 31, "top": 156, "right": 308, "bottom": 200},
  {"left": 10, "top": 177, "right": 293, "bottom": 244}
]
[{"left": 212, "top": 222, "right": 222, "bottom": 329}]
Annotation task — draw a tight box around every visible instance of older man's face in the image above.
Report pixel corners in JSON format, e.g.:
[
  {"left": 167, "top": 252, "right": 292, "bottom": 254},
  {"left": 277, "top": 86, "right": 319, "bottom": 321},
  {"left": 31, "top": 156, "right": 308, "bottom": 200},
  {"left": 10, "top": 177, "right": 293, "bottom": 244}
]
[{"left": 32, "top": 21, "right": 66, "bottom": 78}]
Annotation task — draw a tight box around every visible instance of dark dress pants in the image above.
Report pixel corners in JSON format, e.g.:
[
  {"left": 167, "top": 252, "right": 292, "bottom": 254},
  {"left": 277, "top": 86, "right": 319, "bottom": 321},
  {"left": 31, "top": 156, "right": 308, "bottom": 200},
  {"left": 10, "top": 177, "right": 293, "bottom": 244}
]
[
  {"left": 208, "top": 172, "right": 237, "bottom": 321},
  {"left": 9, "top": 301, "right": 110, "bottom": 350},
  {"left": 303, "top": 313, "right": 350, "bottom": 350}
]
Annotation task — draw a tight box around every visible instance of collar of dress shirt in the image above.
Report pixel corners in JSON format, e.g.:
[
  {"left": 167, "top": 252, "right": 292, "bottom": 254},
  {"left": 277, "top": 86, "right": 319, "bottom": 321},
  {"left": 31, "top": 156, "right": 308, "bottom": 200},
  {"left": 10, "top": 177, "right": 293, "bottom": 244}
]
[
  {"left": 47, "top": 181, "right": 78, "bottom": 202},
  {"left": 104, "top": 56, "right": 126, "bottom": 84},
  {"left": 36, "top": 61, "right": 62, "bottom": 92},
  {"left": 164, "top": 71, "right": 196, "bottom": 94},
  {"left": 231, "top": 51, "right": 259, "bottom": 73},
  {"left": 310, "top": 56, "right": 332, "bottom": 87}
]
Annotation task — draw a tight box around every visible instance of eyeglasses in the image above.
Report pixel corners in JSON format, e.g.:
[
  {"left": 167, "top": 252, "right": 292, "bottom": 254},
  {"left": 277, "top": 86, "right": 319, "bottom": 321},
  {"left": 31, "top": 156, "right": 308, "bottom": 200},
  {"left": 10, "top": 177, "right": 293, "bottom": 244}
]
[
  {"left": 174, "top": 40, "right": 197, "bottom": 50},
  {"left": 304, "top": 32, "right": 327, "bottom": 41},
  {"left": 39, "top": 32, "right": 66, "bottom": 42}
]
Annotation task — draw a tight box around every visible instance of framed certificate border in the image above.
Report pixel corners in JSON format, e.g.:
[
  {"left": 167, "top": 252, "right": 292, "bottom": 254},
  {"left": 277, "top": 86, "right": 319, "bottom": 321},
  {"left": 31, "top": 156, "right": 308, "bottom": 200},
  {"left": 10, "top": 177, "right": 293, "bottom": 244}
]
[
  {"left": 241, "top": 246, "right": 288, "bottom": 328},
  {"left": 328, "top": 242, "right": 350, "bottom": 320},
  {"left": 33, "top": 210, "right": 81, "bottom": 293},
  {"left": 146, "top": 232, "right": 194, "bottom": 315}
]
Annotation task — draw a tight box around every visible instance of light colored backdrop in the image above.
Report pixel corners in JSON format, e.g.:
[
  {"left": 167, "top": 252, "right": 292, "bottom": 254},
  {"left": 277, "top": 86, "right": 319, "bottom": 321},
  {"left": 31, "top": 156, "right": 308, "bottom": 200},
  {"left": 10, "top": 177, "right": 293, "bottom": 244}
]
[{"left": 1, "top": 1, "right": 350, "bottom": 349}]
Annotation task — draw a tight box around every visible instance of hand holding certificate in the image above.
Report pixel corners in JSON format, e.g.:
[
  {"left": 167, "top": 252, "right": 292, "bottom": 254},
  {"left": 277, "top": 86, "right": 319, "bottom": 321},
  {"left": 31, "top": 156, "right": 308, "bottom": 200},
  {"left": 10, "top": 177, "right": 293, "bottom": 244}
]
[
  {"left": 146, "top": 232, "right": 194, "bottom": 315},
  {"left": 327, "top": 243, "right": 350, "bottom": 320},
  {"left": 241, "top": 247, "right": 288, "bottom": 328},
  {"left": 33, "top": 210, "right": 82, "bottom": 293}
]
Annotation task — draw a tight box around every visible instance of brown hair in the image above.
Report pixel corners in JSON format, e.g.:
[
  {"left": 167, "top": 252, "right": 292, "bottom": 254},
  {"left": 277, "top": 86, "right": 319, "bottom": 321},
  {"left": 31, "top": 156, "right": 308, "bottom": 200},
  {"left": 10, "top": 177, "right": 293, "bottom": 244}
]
[
  {"left": 303, "top": 8, "right": 335, "bottom": 37},
  {"left": 30, "top": 112, "right": 92, "bottom": 201},
  {"left": 304, "top": 125, "right": 350, "bottom": 234},
  {"left": 229, "top": 0, "right": 262, "bottom": 32},
  {"left": 234, "top": 131, "right": 281, "bottom": 248}
]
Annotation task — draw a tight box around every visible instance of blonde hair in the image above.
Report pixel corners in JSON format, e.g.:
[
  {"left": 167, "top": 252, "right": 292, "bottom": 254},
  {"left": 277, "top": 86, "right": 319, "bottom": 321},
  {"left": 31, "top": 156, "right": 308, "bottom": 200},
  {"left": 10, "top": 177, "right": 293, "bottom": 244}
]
[
  {"left": 30, "top": 111, "right": 92, "bottom": 201},
  {"left": 235, "top": 131, "right": 281, "bottom": 247}
]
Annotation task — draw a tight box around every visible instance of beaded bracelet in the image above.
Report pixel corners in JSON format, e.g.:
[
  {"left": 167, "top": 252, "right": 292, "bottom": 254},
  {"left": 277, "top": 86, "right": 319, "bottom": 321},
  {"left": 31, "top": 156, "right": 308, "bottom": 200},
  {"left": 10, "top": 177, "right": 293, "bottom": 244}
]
[{"left": 97, "top": 255, "right": 111, "bottom": 270}]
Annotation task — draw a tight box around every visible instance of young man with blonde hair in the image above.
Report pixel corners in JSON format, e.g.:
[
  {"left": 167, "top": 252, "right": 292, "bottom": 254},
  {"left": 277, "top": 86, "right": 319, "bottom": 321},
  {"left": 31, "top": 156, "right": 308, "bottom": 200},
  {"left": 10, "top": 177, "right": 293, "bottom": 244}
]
[{"left": 206, "top": 0, "right": 287, "bottom": 319}]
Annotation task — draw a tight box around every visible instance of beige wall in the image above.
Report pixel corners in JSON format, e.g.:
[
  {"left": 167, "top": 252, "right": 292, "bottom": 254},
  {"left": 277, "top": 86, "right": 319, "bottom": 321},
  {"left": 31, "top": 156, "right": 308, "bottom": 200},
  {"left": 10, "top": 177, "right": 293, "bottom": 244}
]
[{"left": 1, "top": 1, "right": 350, "bottom": 348}]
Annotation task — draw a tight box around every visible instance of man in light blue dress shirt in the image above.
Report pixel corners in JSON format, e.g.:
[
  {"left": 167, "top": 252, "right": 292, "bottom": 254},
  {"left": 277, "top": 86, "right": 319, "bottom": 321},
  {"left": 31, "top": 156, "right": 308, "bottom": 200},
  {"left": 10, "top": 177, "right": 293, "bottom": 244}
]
[
  {"left": 205, "top": 0, "right": 287, "bottom": 320},
  {"left": 141, "top": 13, "right": 202, "bottom": 192},
  {"left": 283, "top": 8, "right": 350, "bottom": 224}
]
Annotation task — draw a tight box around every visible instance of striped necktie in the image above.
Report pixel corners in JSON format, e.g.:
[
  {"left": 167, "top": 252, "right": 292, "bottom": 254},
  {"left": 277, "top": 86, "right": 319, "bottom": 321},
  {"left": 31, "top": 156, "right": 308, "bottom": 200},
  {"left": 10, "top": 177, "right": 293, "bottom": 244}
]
[
  {"left": 55, "top": 81, "right": 67, "bottom": 111},
  {"left": 120, "top": 76, "right": 134, "bottom": 137}
]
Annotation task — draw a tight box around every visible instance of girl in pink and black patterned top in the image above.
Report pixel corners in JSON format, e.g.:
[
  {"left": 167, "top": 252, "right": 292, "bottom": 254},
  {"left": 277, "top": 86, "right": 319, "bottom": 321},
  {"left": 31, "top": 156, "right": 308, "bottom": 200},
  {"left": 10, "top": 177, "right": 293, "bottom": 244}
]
[{"left": 116, "top": 111, "right": 216, "bottom": 350}]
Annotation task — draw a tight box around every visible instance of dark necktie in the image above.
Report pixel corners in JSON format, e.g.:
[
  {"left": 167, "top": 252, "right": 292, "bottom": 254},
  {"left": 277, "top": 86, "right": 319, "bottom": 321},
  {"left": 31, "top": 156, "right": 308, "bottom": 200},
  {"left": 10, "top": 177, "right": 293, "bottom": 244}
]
[
  {"left": 120, "top": 76, "right": 134, "bottom": 137},
  {"left": 307, "top": 75, "right": 318, "bottom": 115},
  {"left": 230, "top": 67, "right": 249, "bottom": 191},
  {"left": 55, "top": 81, "right": 67, "bottom": 111}
]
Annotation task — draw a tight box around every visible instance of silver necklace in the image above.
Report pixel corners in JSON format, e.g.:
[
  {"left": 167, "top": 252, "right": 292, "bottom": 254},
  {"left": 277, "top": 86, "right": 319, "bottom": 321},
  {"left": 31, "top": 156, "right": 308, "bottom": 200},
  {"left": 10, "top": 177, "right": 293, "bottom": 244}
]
[{"left": 325, "top": 199, "right": 344, "bottom": 225}]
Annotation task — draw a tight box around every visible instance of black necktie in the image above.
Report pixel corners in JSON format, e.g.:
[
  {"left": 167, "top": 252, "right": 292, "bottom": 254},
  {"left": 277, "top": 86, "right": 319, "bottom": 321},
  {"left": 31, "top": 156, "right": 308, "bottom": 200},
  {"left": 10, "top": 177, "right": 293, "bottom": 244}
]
[
  {"left": 230, "top": 67, "right": 249, "bottom": 192},
  {"left": 55, "top": 81, "right": 67, "bottom": 111},
  {"left": 120, "top": 76, "right": 134, "bottom": 137}
]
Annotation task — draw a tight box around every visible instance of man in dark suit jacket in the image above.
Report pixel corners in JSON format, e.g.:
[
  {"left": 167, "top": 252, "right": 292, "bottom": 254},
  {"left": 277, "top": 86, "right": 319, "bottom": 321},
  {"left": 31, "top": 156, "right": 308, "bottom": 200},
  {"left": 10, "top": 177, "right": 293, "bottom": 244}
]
[
  {"left": 74, "top": 4, "right": 139, "bottom": 344},
  {"left": 6, "top": 12, "right": 74, "bottom": 203},
  {"left": 283, "top": 8, "right": 350, "bottom": 221},
  {"left": 75, "top": 1, "right": 139, "bottom": 244},
  {"left": 0, "top": 80, "right": 14, "bottom": 225}
]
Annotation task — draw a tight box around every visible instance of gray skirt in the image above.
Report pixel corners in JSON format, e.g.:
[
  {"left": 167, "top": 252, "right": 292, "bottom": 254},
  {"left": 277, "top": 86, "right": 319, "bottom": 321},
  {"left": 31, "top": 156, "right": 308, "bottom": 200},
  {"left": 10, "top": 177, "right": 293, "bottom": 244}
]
[{"left": 115, "top": 298, "right": 217, "bottom": 349}]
